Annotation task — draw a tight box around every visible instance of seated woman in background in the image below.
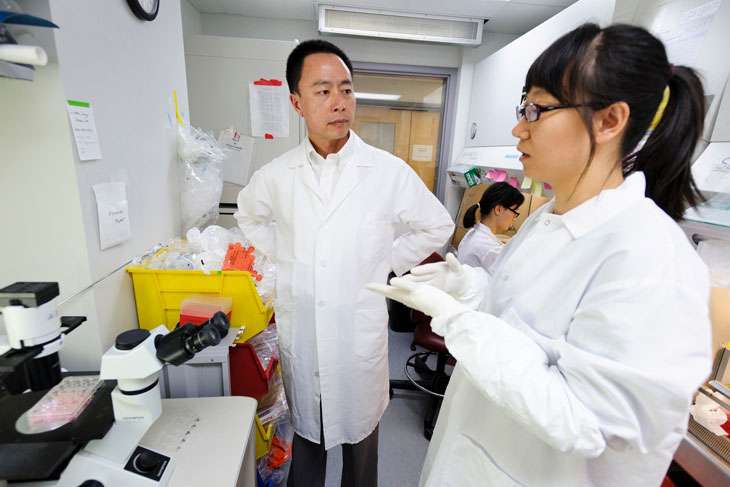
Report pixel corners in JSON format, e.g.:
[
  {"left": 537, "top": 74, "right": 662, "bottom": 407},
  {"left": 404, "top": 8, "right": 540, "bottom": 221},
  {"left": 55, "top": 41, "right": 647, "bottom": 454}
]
[{"left": 457, "top": 182, "right": 525, "bottom": 274}]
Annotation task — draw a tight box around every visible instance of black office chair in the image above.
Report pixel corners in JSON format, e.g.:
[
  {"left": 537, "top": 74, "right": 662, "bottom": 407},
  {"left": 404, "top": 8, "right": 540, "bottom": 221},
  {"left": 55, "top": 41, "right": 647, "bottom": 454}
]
[{"left": 387, "top": 253, "right": 453, "bottom": 440}]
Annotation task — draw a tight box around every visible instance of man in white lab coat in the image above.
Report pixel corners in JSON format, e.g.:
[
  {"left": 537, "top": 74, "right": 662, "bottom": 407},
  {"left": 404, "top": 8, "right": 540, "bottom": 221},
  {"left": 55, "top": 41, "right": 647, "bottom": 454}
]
[{"left": 235, "top": 40, "right": 454, "bottom": 487}]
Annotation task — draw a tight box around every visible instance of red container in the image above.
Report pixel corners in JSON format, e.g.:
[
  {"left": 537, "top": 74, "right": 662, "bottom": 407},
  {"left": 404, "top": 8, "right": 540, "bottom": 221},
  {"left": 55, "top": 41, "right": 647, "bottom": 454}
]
[
  {"left": 179, "top": 295, "right": 232, "bottom": 326},
  {"left": 230, "top": 343, "right": 278, "bottom": 400}
]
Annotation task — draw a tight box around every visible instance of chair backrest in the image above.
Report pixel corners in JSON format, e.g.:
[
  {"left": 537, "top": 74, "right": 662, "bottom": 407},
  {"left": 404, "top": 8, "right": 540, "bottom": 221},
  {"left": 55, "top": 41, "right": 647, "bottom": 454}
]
[{"left": 387, "top": 253, "right": 444, "bottom": 333}]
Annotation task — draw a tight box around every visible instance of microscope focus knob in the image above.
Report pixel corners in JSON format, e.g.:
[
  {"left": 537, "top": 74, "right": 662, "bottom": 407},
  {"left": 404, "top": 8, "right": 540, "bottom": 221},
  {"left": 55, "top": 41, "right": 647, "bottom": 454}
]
[
  {"left": 115, "top": 329, "right": 150, "bottom": 350},
  {"left": 78, "top": 481, "right": 104, "bottom": 487},
  {"left": 135, "top": 450, "right": 162, "bottom": 472},
  {"left": 124, "top": 446, "right": 170, "bottom": 481}
]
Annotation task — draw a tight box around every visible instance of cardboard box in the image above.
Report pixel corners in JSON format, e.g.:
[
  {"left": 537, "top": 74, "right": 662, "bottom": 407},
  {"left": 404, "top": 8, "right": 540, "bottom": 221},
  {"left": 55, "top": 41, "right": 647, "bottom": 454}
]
[{"left": 711, "top": 287, "right": 730, "bottom": 379}]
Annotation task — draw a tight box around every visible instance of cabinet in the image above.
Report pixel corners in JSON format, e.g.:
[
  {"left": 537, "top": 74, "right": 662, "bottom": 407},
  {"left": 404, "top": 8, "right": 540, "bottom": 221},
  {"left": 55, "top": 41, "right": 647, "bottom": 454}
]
[{"left": 464, "top": 0, "right": 615, "bottom": 148}]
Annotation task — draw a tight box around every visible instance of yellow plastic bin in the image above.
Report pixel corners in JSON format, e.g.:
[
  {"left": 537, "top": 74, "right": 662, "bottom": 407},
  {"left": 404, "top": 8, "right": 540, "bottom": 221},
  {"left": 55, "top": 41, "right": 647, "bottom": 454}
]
[
  {"left": 126, "top": 266, "right": 273, "bottom": 343},
  {"left": 255, "top": 415, "right": 275, "bottom": 459}
]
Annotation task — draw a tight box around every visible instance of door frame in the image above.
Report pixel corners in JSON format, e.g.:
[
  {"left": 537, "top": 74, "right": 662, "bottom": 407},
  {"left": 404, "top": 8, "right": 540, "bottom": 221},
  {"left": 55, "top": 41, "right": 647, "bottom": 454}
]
[{"left": 352, "top": 62, "right": 459, "bottom": 203}]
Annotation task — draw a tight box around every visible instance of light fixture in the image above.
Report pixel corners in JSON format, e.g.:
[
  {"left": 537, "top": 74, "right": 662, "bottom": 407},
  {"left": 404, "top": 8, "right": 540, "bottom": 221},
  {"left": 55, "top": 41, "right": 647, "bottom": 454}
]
[
  {"left": 318, "top": 4, "right": 483, "bottom": 46},
  {"left": 355, "top": 92, "right": 401, "bottom": 101}
]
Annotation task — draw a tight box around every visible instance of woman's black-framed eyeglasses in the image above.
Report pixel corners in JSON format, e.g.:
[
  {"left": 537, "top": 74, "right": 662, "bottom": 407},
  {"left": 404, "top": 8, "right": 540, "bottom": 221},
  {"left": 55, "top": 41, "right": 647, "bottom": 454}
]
[
  {"left": 508, "top": 207, "right": 520, "bottom": 218},
  {"left": 515, "top": 102, "right": 588, "bottom": 123}
]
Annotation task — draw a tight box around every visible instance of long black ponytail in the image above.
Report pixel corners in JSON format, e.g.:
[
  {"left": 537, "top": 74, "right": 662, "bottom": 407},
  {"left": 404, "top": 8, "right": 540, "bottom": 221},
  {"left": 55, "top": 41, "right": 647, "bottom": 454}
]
[
  {"left": 525, "top": 23, "right": 705, "bottom": 220},
  {"left": 463, "top": 182, "right": 525, "bottom": 228},
  {"left": 632, "top": 66, "right": 705, "bottom": 220}
]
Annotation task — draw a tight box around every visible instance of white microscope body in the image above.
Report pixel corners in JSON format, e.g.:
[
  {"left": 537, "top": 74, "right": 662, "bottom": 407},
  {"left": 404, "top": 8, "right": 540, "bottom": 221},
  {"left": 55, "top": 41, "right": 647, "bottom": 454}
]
[
  {"left": 1, "top": 281, "right": 229, "bottom": 486},
  {"left": 57, "top": 313, "right": 229, "bottom": 487},
  {"left": 57, "top": 326, "right": 173, "bottom": 487}
]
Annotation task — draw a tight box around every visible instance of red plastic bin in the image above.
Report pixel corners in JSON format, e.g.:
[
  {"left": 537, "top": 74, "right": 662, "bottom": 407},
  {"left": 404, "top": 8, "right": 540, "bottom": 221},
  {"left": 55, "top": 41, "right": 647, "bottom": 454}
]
[{"left": 230, "top": 342, "right": 278, "bottom": 400}]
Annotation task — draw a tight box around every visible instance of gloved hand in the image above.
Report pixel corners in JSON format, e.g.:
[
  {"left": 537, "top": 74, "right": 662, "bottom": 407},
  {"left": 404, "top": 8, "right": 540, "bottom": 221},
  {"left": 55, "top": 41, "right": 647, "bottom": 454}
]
[
  {"left": 367, "top": 278, "right": 469, "bottom": 327},
  {"left": 400, "top": 253, "right": 488, "bottom": 309}
]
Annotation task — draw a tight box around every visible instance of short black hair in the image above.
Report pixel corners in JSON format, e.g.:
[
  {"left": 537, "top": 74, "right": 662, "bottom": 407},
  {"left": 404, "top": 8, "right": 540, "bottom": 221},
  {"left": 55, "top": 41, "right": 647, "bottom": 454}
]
[{"left": 286, "top": 39, "right": 353, "bottom": 94}]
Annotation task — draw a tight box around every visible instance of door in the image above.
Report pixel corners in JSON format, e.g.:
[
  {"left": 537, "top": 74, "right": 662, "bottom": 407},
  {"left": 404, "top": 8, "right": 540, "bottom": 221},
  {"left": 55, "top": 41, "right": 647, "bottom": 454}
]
[{"left": 351, "top": 73, "right": 446, "bottom": 193}]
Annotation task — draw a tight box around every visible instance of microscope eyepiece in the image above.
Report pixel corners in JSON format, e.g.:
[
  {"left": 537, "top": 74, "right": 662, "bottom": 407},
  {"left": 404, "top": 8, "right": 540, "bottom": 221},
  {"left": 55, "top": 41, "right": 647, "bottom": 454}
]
[
  {"left": 184, "top": 325, "right": 220, "bottom": 355},
  {"left": 155, "top": 311, "right": 230, "bottom": 366}
]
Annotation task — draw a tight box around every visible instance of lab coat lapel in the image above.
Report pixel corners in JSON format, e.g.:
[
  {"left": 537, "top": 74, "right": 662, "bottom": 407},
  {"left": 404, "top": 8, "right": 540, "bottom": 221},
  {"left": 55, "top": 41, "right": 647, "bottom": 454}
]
[
  {"left": 322, "top": 161, "right": 364, "bottom": 221},
  {"left": 297, "top": 164, "right": 327, "bottom": 207},
  {"left": 288, "top": 145, "right": 327, "bottom": 210}
]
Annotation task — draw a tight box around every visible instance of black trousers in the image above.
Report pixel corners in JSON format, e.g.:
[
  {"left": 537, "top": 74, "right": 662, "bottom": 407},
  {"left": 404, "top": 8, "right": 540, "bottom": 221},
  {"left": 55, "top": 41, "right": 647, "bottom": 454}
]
[{"left": 287, "top": 405, "right": 379, "bottom": 487}]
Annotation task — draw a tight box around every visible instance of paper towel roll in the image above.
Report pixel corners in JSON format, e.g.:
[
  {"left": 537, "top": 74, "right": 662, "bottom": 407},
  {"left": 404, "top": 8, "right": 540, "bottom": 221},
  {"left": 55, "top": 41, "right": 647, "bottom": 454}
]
[{"left": 0, "top": 44, "right": 48, "bottom": 66}]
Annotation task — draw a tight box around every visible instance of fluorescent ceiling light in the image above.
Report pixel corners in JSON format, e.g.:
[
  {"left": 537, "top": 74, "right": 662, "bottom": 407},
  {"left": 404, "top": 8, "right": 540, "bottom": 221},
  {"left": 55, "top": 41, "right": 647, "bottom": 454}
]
[
  {"left": 355, "top": 92, "right": 401, "bottom": 101},
  {"left": 319, "top": 5, "right": 483, "bottom": 46}
]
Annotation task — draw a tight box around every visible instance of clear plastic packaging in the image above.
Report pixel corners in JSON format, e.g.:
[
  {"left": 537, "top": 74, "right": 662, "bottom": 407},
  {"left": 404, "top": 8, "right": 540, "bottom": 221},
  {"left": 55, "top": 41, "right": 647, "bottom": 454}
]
[
  {"left": 17, "top": 376, "right": 101, "bottom": 434},
  {"left": 177, "top": 125, "right": 226, "bottom": 234},
  {"left": 247, "top": 324, "right": 279, "bottom": 371},
  {"left": 257, "top": 380, "right": 288, "bottom": 425},
  {"left": 252, "top": 249, "right": 276, "bottom": 303},
  {"left": 136, "top": 225, "right": 276, "bottom": 301},
  {"left": 256, "top": 414, "right": 294, "bottom": 486}
]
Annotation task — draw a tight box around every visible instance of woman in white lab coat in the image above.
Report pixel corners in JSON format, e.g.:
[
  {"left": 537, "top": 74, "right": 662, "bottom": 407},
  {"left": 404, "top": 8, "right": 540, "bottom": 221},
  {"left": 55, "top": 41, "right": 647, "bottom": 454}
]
[
  {"left": 369, "top": 23, "right": 712, "bottom": 487},
  {"left": 457, "top": 182, "right": 525, "bottom": 274}
]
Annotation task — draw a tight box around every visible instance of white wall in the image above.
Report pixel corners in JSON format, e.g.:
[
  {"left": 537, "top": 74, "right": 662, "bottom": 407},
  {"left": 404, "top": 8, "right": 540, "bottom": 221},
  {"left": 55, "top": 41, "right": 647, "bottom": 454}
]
[
  {"left": 46, "top": 0, "right": 190, "bottom": 357},
  {"left": 443, "top": 32, "right": 518, "bottom": 219},
  {"left": 0, "top": 0, "right": 189, "bottom": 369},
  {"left": 3, "top": 0, "right": 191, "bottom": 368},
  {"left": 0, "top": 63, "right": 103, "bottom": 370},
  {"left": 630, "top": 0, "right": 730, "bottom": 142},
  {"left": 198, "top": 12, "right": 463, "bottom": 68},
  {"left": 181, "top": 0, "right": 202, "bottom": 36},
  {"left": 181, "top": 9, "right": 516, "bottom": 219}
]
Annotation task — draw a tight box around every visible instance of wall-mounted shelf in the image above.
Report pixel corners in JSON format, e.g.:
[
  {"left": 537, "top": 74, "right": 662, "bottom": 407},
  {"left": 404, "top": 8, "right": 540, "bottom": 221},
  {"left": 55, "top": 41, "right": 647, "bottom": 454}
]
[{"left": 0, "top": 59, "right": 33, "bottom": 80}]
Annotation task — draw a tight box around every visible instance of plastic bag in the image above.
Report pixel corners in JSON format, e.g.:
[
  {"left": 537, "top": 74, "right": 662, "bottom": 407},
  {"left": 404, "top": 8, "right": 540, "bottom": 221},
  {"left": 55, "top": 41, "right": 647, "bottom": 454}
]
[
  {"left": 247, "top": 324, "right": 279, "bottom": 371},
  {"left": 136, "top": 225, "right": 277, "bottom": 300},
  {"left": 178, "top": 125, "right": 226, "bottom": 234},
  {"left": 256, "top": 415, "right": 294, "bottom": 487},
  {"left": 253, "top": 249, "right": 276, "bottom": 303}
]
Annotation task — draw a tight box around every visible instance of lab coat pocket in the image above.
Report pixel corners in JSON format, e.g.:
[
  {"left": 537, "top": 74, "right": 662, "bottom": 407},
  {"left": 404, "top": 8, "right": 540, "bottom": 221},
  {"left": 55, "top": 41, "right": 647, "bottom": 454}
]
[
  {"left": 438, "top": 433, "right": 524, "bottom": 487},
  {"left": 352, "top": 307, "right": 388, "bottom": 363},
  {"left": 359, "top": 213, "right": 394, "bottom": 265}
]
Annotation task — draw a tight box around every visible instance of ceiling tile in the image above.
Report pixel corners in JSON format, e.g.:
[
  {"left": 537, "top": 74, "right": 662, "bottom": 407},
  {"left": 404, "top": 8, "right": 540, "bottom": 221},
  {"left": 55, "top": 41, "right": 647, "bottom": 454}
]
[{"left": 485, "top": 3, "right": 564, "bottom": 34}]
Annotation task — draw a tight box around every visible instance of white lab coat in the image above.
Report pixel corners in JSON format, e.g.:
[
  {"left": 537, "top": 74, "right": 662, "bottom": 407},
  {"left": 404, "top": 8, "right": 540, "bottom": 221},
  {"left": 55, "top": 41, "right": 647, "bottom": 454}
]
[
  {"left": 236, "top": 131, "right": 454, "bottom": 448},
  {"left": 420, "top": 173, "right": 711, "bottom": 487},
  {"left": 457, "top": 223, "right": 504, "bottom": 274}
]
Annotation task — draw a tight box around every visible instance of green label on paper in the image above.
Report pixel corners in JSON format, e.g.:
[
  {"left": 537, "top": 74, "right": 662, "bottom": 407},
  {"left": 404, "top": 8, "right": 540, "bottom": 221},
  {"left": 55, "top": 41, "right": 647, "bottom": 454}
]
[{"left": 67, "top": 99, "right": 90, "bottom": 108}]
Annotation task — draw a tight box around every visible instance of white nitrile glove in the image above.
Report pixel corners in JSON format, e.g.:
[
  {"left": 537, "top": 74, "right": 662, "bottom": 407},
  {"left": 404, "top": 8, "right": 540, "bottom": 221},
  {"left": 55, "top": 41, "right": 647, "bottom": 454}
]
[
  {"left": 400, "top": 253, "right": 488, "bottom": 310},
  {"left": 367, "top": 277, "right": 469, "bottom": 333}
]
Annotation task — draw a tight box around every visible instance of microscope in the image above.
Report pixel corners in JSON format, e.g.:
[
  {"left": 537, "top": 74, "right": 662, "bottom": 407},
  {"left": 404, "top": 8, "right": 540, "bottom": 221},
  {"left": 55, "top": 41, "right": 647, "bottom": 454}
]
[
  {"left": 0, "top": 282, "right": 86, "bottom": 395},
  {"left": 0, "top": 281, "right": 231, "bottom": 486},
  {"left": 57, "top": 314, "right": 229, "bottom": 486}
]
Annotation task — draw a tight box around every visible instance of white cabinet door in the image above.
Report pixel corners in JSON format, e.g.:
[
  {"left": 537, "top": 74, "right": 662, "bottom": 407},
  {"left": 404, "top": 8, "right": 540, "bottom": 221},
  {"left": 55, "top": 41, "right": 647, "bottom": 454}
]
[{"left": 465, "top": 0, "right": 615, "bottom": 148}]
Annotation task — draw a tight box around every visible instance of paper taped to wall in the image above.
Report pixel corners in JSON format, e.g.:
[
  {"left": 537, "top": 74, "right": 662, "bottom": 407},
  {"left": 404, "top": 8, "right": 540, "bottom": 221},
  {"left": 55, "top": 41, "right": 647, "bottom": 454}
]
[
  {"left": 93, "top": 182, "right": 131, "bottom": 250},
  {"left": 66, "top": 99, "right": 102, "bottom": 161},
  {"left": 218, "top": 128, "right": 254, "bottom": 186},
  {"left": 249, "top": 80, "right": 289, "bottom": 138}
]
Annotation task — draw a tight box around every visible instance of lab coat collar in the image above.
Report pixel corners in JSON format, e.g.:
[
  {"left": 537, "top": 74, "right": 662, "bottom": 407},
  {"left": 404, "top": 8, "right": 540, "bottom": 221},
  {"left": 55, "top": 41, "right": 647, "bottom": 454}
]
[
  {"left": 474, "top": 223, "right": 500, "bottom": 243},
  {"left": 554, "top": 171, "right": 647, "bottom": 239},
  {"left": 288, "top": 130, "right": 376, "bottom": 220},
  {"left": 288, "top": 130, "right": 372, "bottom": 168}
]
